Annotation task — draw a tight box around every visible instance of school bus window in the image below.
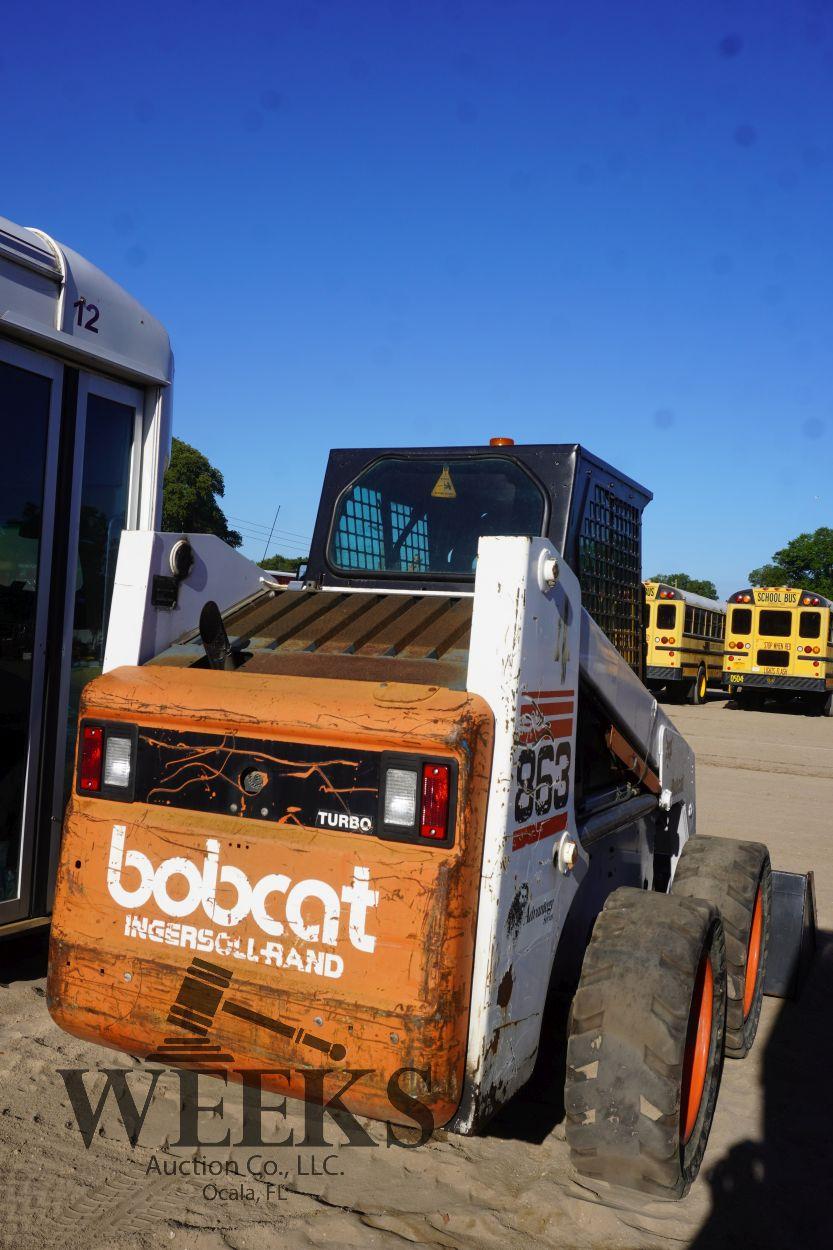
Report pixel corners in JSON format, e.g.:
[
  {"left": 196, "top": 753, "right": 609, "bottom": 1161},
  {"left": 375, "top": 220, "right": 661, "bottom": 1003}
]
[
  {"left": 799, "top": 611, "right": 821, "bottom": 640},
  {"left": 656, "top": 604, "right": 676, "bottom": 629},
  {"left": 757, "top": 649, "right": 790, "bottom": 668},
  {"left": 759, "top": 610, "right": 791, "bottom": 638},
  {"left": 731, "top": 607, "right": 752, "bottom": 635},
  {"left": 684, "top": 605, "right": 694, "bottom": 632}
]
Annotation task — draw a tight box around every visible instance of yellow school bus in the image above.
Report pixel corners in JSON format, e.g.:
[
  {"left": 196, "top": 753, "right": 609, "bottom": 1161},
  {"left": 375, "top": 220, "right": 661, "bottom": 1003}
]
[
  {"left": 723, "top": 586, "right": 833, "bottom": 714},
  {"left": 644, "top": 581, "right": 726, "bottom": 704}
]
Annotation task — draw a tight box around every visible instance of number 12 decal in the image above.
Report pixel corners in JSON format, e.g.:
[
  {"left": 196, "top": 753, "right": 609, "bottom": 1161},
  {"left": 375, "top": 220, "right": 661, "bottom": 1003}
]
[
  {"left": 73, "top": 297, "right": 100, "bottom": 334},
  {"left": 514, "top": 741, "right": 571, "bottom": 824}
]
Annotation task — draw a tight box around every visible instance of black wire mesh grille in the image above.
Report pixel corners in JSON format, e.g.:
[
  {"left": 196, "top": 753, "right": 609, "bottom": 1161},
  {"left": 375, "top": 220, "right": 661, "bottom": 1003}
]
[{"left": 578, "top": 484, "right": 643, "bottom": 671}]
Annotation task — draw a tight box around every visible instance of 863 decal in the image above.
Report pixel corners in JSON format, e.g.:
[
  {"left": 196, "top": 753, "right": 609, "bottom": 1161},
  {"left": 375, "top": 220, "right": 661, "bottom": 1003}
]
[
  {"left": 512, "top": 688, "right": 575, "bottom": 853},
  {"left": 514, "top": 741, "right": 571, "bottom": 823}
]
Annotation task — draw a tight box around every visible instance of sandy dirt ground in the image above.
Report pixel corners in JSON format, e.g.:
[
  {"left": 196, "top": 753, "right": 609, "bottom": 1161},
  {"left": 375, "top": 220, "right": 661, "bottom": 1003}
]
[{"left": 1, "top": 693, "right": 831, "bottom": 1250}]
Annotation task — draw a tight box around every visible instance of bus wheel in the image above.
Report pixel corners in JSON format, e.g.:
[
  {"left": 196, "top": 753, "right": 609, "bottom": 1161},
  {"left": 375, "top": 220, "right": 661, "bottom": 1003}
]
[
  {"left": 688, "top": 666, "right": 707, "bottom": 705},
  {"left": 672, "top": 837, "right": 771, "bottom": 1058},
  {"left": 819, "top": 690, "right": 833, "bottom": 717},
  {"left": 565, "top": 888, "right": 726, "bottom": 1198}
]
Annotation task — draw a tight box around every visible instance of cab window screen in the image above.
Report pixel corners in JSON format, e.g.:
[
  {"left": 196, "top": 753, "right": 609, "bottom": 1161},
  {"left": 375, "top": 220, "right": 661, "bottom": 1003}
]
[
  {"left": 732, "top": 607, "right": 752, "bottom": 635},
  {"left": 656, "top": 604, "right": 676, "bottom": 629},
  {"left": 329, "top": 457, "right": 545, "bottom": 576},
  {"left": 799, "top": 611, "right": 821, "bottom": 640},
  {"left": 759, "top": 610, "right": 791, "bottom": 638}
]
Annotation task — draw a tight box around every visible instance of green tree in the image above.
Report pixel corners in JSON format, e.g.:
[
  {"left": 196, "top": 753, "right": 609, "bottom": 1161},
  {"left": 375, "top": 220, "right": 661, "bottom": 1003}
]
[
  {"left": 261, "top": 552, "right": 307, "bottom": 575},
  {"left": 748, "top": 527, "right": 833, "bottom": 600},
  {"left": 162, "top": 437, "right": 242, "bottom": 548},
  {"left": 650, "top": 572, "right": 718, "bottom": 599}
]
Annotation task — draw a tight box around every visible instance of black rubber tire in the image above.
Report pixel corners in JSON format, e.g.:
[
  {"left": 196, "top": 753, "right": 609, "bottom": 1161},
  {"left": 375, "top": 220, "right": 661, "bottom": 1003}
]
[
  {"left": 672, "top": 836, "right": 771, "bottom": 1058},
  {"left": 818, "top": 690, "right": 833, "bottom": 717},
  {"left": 565, "top": 888, "right": 726, "bottom": 1199},
  {"left": 688, "top": 665, "right": 707, "bottom": 705}
]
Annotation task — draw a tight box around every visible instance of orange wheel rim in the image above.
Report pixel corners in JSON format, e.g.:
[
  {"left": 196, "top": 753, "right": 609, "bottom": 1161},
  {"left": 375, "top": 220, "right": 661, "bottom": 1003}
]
[
  {"left": 681, "top": 953, "right": 714, "bottom": 1145},
  {"left": 743, "top": 886, "right": 764, "bottom": 1018},
  {"left": 699, "top": 674, "right": 706, "bottom": 698}
]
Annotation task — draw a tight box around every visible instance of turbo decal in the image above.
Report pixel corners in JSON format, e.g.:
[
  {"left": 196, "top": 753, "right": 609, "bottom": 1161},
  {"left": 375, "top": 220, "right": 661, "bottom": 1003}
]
[{"left": 315, "top": 809, "right": 374, "bottom": 833}]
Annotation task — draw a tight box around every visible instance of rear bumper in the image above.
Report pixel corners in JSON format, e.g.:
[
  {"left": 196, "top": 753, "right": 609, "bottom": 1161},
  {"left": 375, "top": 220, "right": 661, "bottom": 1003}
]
[
  {"left": 646, "top": 665, "right": 683, "bottom": 684},
  {"left": 722, "top": 673, "right": 827, "bottom": 693}
]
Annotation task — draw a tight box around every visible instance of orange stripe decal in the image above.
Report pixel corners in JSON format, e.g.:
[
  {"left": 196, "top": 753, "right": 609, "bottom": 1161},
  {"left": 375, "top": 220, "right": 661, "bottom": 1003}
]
[
  {"left": 521, "top": 702, "right": 575, "bottom": 717},
  {"left": 511, "top": 811, "right": 568, "bottom": 853},
  {"left": 517, "top": 717, "right": 573, "bottom": 744}
]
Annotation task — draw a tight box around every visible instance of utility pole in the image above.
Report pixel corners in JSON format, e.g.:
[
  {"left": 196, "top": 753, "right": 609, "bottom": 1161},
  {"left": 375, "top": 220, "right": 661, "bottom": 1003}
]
[{"left": 262, "top": 504, "right": 281, "bottom": 563}]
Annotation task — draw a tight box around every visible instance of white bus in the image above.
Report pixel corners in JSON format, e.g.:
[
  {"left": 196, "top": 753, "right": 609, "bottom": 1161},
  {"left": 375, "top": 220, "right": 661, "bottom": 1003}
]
[{"left": 0, "top": 214, "right": 172, "bottom": 933}]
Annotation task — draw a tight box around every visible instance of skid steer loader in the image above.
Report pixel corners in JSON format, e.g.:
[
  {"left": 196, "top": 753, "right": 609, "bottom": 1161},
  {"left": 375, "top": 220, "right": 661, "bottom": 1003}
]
[{"left": 48, "top": 441, "right": 778, "bottom": 1198}]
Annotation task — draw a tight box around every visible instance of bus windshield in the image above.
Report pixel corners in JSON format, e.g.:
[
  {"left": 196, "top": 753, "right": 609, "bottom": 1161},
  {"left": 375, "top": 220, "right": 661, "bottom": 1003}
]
[{"left": 328, "top": 456, "right": 546, "bottom": 576}]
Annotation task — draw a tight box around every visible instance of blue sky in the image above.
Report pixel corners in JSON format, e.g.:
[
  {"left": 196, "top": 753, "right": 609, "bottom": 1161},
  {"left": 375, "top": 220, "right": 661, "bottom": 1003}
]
[{"left": 4, "top": 0, "right": 832, "bottom": 595}]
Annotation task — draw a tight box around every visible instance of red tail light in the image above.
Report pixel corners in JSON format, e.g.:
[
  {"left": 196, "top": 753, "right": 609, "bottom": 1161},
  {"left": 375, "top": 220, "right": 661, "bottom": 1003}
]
[
  {"left": 661, "top": 636, "right": 668, "bottom": 644},
  {"left": 79, "top": 725, "right": 103, "bottom": 791},
  {"left": 420, "top": 764, "right": 450, "bottom": 839}
]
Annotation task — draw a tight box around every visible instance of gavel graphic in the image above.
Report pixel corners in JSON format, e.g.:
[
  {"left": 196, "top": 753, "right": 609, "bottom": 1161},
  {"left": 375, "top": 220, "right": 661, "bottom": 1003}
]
[{"left": 146, "top": 957, "right": 347, "bottom": 1065}]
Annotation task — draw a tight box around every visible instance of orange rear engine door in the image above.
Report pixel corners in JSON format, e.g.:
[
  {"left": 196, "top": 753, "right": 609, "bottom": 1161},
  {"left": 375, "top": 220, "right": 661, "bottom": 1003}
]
[{"left": 48, "top": 667, "right": 493, "bottom": 1127}]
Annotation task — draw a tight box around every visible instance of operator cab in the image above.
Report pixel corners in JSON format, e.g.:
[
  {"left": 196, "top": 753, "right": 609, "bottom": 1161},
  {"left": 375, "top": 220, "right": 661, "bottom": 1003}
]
[{"left": 306, "top": 440, "right": 652, "bottom": 671}]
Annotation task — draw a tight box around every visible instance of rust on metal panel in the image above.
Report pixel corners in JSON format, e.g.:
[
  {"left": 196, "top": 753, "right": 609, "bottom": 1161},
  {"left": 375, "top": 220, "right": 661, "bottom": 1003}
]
[
  {"left": 399, "top": 598, "right": 473, "bottom": 660},
  {"left": 605, "top": 724, "right": 661, "bottom": 794},
  {"left": 236, "top": 652, "right": 469, "bottom": 690},
  {"left": 315, "top": 595, "right": 406, "bottom": 655},
  {"left": 151, "top": 585, "right": 470, "bottom": 675},
  {"left": 48, "top": 666, "right": 494, "bottom": 1127},
  {"left": 261, "top": 591, "right": 349, "bottom": 649}
]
